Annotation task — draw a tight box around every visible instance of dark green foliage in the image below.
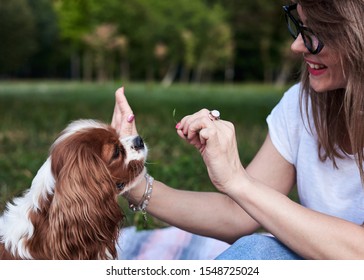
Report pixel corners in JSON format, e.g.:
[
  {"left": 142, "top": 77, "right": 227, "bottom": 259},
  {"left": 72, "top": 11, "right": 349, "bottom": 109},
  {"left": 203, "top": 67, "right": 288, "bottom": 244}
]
[
  {"left": 0, "top": 0, "right": 37, "bottom": 74},
  {"left": 0, "top": 0, "right": 299, "bottom": 83}
]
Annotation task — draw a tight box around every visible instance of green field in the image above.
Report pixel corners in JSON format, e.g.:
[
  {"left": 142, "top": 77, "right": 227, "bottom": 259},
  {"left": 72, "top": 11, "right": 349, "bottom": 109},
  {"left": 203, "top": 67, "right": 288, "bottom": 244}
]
[{"left": 0, "top": 81, "right": 293, "bottom": 228}]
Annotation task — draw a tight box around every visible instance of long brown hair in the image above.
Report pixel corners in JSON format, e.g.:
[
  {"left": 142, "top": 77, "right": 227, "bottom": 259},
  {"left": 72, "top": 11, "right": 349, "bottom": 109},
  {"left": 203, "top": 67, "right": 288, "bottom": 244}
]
[{"left": 297, "top": 0, "right": 364, "bottom": 182}]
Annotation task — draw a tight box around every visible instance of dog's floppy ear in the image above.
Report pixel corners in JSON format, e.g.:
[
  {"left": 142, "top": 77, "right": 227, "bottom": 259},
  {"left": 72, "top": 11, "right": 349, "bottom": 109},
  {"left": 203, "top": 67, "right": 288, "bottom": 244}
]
[{"left": 48, "top": 144, "right": 124, "bottom": 259}]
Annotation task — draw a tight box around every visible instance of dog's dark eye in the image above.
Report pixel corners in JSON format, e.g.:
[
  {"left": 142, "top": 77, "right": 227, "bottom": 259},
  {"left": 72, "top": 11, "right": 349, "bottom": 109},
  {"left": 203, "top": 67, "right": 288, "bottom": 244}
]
[
  {"left": 112, "top": 145, "right": 120, "bottom": 160},
  {"left": 116, "top": 182, "right": 125, "bottom": 190}
]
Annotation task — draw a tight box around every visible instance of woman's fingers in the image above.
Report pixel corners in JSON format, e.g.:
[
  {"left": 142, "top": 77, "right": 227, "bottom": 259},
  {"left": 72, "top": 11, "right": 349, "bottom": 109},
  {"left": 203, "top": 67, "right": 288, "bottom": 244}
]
[
  {"left": 111, "top": 87, "right": 138, "bottom": 136},
  {"left": 176, "top": 109, "right": 232, "bottom": 155}
]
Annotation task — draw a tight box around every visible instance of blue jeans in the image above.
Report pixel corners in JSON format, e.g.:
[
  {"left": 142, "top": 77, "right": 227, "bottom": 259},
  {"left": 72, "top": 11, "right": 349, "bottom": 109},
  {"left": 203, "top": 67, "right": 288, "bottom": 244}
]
[{"left": 215, "top": 234, "right": 303, "bottom": 260}]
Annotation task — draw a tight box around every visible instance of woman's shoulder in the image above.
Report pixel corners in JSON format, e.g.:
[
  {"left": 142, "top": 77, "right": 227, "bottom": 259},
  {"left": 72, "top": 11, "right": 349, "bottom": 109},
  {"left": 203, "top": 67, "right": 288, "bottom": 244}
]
[
  {"left": 281, "top": 83, "right": 302, "bottom": 107},
  {"left": 266, "top": 83, "right": 308, "bottom": 164},
  {"left": 271, "top": 83, "right": 303, "bottom": 121}
]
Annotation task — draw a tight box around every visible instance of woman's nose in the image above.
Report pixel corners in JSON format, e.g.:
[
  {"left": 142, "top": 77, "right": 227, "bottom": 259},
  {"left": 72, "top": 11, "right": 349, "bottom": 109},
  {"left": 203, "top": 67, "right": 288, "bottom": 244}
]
[{"left": 290, "top": 33, "right": 308, "bottom": 54}]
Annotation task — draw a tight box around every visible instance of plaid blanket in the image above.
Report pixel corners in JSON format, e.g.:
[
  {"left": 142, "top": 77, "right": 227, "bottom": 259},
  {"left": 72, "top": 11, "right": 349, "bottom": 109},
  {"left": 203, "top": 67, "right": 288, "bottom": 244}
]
[{"left": 117, "top": 226, "right": 229, "bottom": 260}]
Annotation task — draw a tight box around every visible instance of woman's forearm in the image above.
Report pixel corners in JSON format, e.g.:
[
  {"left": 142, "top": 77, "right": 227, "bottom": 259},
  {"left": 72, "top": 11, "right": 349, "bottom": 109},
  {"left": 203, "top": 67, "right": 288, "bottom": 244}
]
[
  {"left": 227, "top": 175, "right": 364, "bottom": 259},
  {"left": 128, "top": 179, "right": 260, "bottom": 244}
]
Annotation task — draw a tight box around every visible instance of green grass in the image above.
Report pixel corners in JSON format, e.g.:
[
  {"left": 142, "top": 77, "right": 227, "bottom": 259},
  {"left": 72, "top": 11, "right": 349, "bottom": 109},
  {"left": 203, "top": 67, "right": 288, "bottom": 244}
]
[{"left": 0, "top": 81, "right": 294, "bottom": 228}]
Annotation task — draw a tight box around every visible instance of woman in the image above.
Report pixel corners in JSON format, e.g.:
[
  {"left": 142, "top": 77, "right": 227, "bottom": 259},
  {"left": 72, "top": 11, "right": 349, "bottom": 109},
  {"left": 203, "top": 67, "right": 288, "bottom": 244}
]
[{"left": 112, "top": 0, "right": 364, "bottom": 259}]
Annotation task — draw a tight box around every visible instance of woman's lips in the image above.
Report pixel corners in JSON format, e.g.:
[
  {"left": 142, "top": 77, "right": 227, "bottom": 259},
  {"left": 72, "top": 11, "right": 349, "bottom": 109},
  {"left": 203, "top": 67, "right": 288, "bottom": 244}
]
[{"left": 306, "top": 60, "right": 327, "bottom": 76}]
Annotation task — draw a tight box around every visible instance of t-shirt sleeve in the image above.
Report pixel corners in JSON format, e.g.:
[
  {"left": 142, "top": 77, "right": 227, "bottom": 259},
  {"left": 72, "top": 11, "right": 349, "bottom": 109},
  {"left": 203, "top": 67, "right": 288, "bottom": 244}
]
[{"left": 266, "top": 83, "right": 303, "bottom": 165}]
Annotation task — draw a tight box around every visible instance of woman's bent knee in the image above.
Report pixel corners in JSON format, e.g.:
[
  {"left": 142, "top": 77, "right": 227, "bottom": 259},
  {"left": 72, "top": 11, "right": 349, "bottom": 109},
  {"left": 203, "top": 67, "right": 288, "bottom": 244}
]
[{"left": 215, "top": 234, "right": 303, "bottom": 260}]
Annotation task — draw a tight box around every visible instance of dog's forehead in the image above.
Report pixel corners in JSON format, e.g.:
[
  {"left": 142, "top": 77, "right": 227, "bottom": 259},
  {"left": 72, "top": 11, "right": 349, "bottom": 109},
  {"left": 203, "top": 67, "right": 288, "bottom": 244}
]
[
  {"left": 92, "top": 127, "right": 118, "bottom": 141},
  {"left": 120, "top": 135, "right": 137, "bottom": 144},
  {"left": 72, "top": 127, "right": 117, "bottom": 145}
]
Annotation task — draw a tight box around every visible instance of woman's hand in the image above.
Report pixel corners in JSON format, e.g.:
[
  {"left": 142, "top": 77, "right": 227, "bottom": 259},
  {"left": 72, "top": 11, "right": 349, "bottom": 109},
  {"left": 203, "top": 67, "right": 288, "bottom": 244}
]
[
  {"left": 111, "top": 87, "right": 148, "bottom": 201},
  {"left": 111, "top": 87, "right": 137, "bottom": 137},
  {"left": 176, "top": 109, "right": 246, "bottom": 194}
]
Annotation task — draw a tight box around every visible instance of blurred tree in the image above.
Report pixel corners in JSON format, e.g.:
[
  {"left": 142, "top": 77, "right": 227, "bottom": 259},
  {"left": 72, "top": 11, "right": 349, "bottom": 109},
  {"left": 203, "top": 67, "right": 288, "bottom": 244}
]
[
  {"left": 54, "top": 0, "right": 96, "bottom": 79},
  {"left": 55, "top": 0, "right": 133, "bottom": 81},
  {"left": 83, "top": 24, "right": 123, "bottom": 82},
  {"left": 190, "top": 5, "right": 234, "bottom": 83},
  {"left": 54, "top": 0, "right": 232, "bottom": 84},
  {"left": 0, "top": 0, "right": 296, "bottom": 83},
  {"left": 0, "top": 0, "right": 37, "bottom": 75},
  {"left": 180, "top": 30, "right": 196, "bottom": 83},
  {"left": 206, "top": 0, "right": 292, "bottom": 83},
  {"left": 23, "top": 0, "right": 60, "bottom": 78}
]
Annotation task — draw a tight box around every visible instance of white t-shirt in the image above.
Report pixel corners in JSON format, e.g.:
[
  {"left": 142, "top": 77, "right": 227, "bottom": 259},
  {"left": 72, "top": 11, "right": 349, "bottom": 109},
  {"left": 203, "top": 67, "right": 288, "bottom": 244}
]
[{"left": 267, "top": 83, "right": 364, "bottom": 225}]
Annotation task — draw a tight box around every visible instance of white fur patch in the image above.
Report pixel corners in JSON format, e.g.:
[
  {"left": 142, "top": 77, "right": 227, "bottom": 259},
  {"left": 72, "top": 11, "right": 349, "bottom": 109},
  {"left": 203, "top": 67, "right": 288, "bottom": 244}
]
[
  {"left": 0, "top": 158, "right": 55, "bottom": 259},
  {"left": 118, "top": 136, "right": 148, "bottom": 194},
  {"left": 120, "top": 135, "right": 148, "bottom": 164}
]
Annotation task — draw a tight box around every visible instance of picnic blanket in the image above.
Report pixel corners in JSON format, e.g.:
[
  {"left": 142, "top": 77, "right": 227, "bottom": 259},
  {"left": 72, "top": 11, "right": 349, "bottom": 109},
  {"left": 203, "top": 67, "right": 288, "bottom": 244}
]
[{"left": 117, "top": 226, "right": 229, "bottom": 260}]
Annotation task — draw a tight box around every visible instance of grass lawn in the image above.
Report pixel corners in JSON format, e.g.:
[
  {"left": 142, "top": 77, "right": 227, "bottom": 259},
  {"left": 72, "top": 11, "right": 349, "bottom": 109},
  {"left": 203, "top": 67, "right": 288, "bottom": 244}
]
[{"left": 0, "top": 81, "right": 295, "bottom": 228}]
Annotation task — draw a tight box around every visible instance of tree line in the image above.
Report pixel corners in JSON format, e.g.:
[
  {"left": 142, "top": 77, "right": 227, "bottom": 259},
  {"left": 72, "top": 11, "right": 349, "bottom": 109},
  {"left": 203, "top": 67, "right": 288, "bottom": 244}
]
[{"left": 0, "top": 0, "right": 300, "bottom": 84}]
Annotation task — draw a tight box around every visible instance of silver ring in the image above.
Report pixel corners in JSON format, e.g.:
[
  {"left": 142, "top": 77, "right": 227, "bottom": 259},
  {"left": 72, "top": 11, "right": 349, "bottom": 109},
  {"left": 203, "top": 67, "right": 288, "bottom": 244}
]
[{"left": 209, "top": 110, "right": 220, "bottom": 121}]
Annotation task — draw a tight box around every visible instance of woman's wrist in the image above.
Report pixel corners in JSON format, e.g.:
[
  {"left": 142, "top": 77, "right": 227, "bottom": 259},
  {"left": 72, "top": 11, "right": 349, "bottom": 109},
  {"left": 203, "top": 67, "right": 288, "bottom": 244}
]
[
  {"left": 129, "top": 174, "right": 154, "bottom": 213},
  {"left": 123, "top": 173, "right": 154, "bottom": 213},
  {"left": 224, "top": 167, "right": 252, "bottom": 198}
]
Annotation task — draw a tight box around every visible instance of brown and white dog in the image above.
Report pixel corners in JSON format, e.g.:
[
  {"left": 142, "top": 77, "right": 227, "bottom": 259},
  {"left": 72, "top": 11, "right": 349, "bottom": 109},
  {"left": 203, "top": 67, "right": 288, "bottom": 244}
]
[{"left": 0, "top": 119, "right": 147, "bottom": 259}]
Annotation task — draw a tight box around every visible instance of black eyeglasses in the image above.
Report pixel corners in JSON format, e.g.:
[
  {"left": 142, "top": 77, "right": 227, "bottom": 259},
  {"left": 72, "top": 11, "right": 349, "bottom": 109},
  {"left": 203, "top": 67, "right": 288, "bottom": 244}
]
[{"left": 283, "top": 3, "right": 324, "bottom": 54}]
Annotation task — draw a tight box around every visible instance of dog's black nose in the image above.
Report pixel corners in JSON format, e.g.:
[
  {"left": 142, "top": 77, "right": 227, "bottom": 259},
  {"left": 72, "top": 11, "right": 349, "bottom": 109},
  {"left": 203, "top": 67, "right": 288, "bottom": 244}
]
[{"left": 132, "top": 136, "right": 144, "bottom": 151}]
